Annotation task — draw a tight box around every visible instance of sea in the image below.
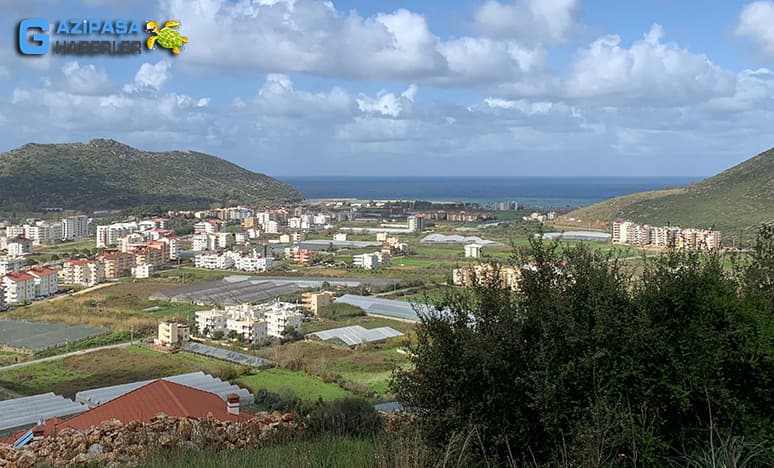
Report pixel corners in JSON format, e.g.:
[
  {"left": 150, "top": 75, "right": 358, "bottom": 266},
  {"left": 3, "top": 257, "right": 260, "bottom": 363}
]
[{"left": 278, "top": 176, "right": 701, "bottom": 209}]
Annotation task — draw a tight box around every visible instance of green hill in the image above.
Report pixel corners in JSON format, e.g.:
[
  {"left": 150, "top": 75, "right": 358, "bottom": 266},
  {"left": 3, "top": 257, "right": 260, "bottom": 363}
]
[
  {"left": 0, "top": 139, "right": 302, "bottom": 211},
  {"left": 557, "top": 148, "right": 774, "bottom": 243}
]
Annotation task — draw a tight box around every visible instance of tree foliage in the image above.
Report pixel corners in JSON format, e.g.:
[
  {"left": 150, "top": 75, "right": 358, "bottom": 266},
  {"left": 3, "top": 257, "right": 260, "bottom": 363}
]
[{"left": 392, "top": 224, "right": 774, "bottom": 465}]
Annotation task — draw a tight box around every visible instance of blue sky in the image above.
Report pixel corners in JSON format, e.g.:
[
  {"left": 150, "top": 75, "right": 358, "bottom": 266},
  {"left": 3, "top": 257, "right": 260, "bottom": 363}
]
[{"left": 2, "top": 0, "right": 774, "bottom": 177}]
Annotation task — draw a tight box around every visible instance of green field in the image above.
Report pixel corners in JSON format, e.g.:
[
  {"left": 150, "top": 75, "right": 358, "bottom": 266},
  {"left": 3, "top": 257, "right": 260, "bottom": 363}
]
[
  {"left": 237, "top": 368, "right": 354, "bottom": 401},
  {"left": 0, "top": 346, "right": 243, "bottom": 398}
]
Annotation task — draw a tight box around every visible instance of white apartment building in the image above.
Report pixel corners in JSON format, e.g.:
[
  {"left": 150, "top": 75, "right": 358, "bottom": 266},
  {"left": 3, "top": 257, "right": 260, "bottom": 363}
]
[
  {"left": 264, "top": 220, "right": 281, "bottom": 234},
  {"left": 407, "top": 215, "right": 425, "bottom": 233},
  {"left": 333, "top": 233, "right": 347, "bottom": 241},
  {"left": 229, "top": 252, "right": 272, "bottom": 272},
  {"left": 62, "top": 215, "right": 89, "bottom": 240},
  {"left": 6, "top": 238, "right": 33, "bottom": 256},
  {"left": 96, "top": 222, "right": 139, "bottom": 248},
  {"left": 5, "top": 226, "right": 24, "bottom": 238},
  {"left": 226, "top": 318, "right": 268, "bottom": 343},
  {"left": 313, "top": 214, "right": 332, "bottom": 225},
  {"left": 131, "top": 264, "right": 154, "bottom": 279},
  {"left": 194, "top": 252, "right": 235, "bottom": 270},
  {"left": 58, "top": 259, "right": 105, "bottom": 286},
  {"left": 464, "top": 244, "right": 482, "bottom": 259},
  {"left": 0, "top": 256, "right": 24, "bottom": 275},
  {"left": 28, "top": 267, "right": 59, "bottom": 297},
  {"left": 194, "top": 220, "right": 224, "bottom": 234},
  {"left": 265, "top": 307, "right": 303, "bottom": 338},
  {"left": 1, "top": 272, "right": 37, "bottom": 304},
  {"left": 157, "top": 236, "right": 180, "bottom": 260},
  {"left": 195, "top": 310, "right": 228, "bottom": 335},
  {"left": 353, "top": 251, "right": 390, "bottom": 270},
  {"left": 24, "top": 222, "right": 63, "bottom": 245}
]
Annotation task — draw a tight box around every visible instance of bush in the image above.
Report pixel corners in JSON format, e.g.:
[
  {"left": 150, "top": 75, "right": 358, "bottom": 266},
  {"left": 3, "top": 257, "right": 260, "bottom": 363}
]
[{"left": 306, "top": 398, "right": 383, "bottom": 438}]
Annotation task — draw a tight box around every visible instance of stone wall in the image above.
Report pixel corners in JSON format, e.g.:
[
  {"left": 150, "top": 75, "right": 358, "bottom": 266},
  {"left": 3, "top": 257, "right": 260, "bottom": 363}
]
[{"left": 0, "top": 411, "right": 294, "bottom": 467}]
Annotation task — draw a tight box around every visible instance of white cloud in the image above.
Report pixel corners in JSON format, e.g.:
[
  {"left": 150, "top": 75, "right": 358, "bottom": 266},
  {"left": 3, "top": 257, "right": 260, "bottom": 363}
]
[
  {"left": 60, "top": 62, "right": 113, "bottom": 95},
  {"left": 253, "top": 73, "right": 353, "bottom": 118},
  {"left": 735, "top": 1, "right": 774, "bottom": 59},
  {"left": 563, "top": 25, "right": 734, "bottom": 105},
  {"left": 158, "top": 0, "right": 542, "bottom": 86},
  {"left": 356, "top": 84, "right": 418, "bottom": 117},
  {"left": 123, "top": 60, "right": 172, "bottom": 93},
  {"left": 474, "top": 0, "right": 581, "bottom": 44}
]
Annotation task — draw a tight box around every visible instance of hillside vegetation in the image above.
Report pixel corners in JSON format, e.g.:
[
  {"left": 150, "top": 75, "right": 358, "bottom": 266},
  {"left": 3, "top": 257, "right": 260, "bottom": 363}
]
[
  {"left": 558, "top": 148, "right": 774, "bottom": 242},
  {"left": 0, "top": 139, "right": 302, "bottom": 211}
]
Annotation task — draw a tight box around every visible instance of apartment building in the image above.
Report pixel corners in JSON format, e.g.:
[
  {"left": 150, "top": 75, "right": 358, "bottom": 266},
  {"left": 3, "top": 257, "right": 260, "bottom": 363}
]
[
  {"left": 100, "top": 250, "right": 135, "bottom": 279},
  {"left": 62, "top": 215, "right": 89, "bottom": 240},
  {"left": 226, "top": 318, "right": 268, "bottom": 343},
  {"left": 194, "top": 220, "right": 224, "bottom": 234},
  {"left": 407, "top": 214, "right": 425, "bottom": 232},
  {"left": 58, "top": 259, "right": 105, "bottom": 286},
  {"left": 453, "top": 263, "right": 522, "bottom": 291},
  {"left": 1, "top": 272, "right": 37, "bottom": 304},
  {"left": 157, "top": 321, "right": 190, "bottom": 349},
  {"left": 302, "top": 291, "right": 333, "bottom": 315},
  {"left": 464, "top": 244, "right": 482, "bottom": 259},
  {"left": 28, "top": 267, "right": 59, "bottom": 297},
  {"left": 194, "top": 252, "right": 235, "bottom": 270},
  {"left": 96, "top": 222, "right": 139, "bottom": 248},
  {"left": 0, "top": 256, "right": 24, "bottom": 275},
  {"left": 131, "top": 264, "right": 154, "bottom": 279},
  {"left": 612, "top": 220, "right": 721, "bottom": 250},
  {"left": 195, "top": 310, "right": 228, "bottom": 335},
  {"left": 6, "top": 237, "right": 33, "bottom": 256},
  {"left": 265, "top": 307, "right": 303, "bottom": 338},
  {"left": 353, "top": 251, "right": 390, "bottom": 270}
]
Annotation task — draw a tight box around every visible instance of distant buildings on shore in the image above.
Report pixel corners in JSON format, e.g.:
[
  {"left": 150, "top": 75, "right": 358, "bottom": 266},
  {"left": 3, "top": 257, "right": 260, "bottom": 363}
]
[{"left": 612, "top": 220, "right": 721, "bottom": 250}]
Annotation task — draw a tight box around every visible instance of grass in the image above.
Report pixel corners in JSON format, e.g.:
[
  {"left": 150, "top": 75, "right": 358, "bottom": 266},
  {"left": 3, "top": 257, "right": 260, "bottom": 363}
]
[
  {"left": 6, "top": 282, "right": 207, "bottom": 334},
  {"left": 237, "top": 368, "right": 354, "bottom": 402},
  {"left": 0, "top": 346, "right": 243, "bottom": 398},
  {"left": 141, "top": 436, "right": 379, "bottom": 468}
]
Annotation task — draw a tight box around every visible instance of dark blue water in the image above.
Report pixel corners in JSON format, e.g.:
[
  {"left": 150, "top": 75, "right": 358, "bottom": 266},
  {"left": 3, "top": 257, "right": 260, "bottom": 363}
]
[{"left": 279, "top": 176, "right": 700, "bottom": 208}]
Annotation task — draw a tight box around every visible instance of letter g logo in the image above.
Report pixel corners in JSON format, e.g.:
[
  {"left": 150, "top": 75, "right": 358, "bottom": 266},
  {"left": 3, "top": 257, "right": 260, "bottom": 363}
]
[{"left": 19, "top": 19, "right": 49, "bottom": 55}]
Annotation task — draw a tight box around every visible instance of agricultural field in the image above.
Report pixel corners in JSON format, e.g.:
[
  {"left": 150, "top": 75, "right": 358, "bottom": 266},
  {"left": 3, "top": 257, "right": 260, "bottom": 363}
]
[
  {"left": 237, "top": 368, "right": 354, "bottom": 402},
  {"left": 5, "top": 282, "right": 207, "bottom": 335},
  {"left": 0, "top": 346, "right": 244, "bottom": 398}
]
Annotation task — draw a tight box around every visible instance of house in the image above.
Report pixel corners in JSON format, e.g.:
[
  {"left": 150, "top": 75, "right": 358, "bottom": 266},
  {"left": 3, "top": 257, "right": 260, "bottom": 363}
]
[
  {"left": 58, "top": 259, "right": 105, "bottom": 286},
  {"left": 5, "top": 380, "right": 252, "bottom": 443},
  {"left": 157, "top": 321, "right": 190, "bottom": 349},
  {"left": 464, "top": 244, "right": 482, "bottom": 259}
]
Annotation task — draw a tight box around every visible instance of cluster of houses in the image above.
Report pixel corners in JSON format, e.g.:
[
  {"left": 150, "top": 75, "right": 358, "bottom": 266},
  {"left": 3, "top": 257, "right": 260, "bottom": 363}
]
[
  {"left": 612, "top": 220, "right": 721, "bottom": 250},
  {"left": 195, "top": 302, "right": 304, "bottom": 344},
  {"left": 93, "top": 218, "right": 180, "bottom": 280},
  {"left": 523, "top": 211, "right": 557, "bottom": 223}
]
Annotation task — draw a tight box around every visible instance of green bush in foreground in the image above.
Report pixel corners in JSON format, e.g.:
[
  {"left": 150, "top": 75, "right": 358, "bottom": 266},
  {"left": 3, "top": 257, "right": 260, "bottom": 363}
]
[{"left": 392, "top": 224, "right": 774, "bottom": 466}]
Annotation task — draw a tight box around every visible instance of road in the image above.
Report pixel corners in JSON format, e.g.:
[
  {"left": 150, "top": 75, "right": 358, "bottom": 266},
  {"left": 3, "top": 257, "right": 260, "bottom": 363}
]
[{"left": 0, "top": 342, "right": 131, "bottom": 372}]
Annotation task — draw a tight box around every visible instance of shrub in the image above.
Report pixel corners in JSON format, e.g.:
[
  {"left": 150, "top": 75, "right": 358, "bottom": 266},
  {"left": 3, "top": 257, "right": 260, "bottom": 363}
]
[{"left": 306, "top": 398, "right": 383, "bottom": 438}]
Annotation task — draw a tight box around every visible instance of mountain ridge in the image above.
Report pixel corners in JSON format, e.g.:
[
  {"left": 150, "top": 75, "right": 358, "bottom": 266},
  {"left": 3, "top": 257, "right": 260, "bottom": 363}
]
[
  {"left": 557, "top": 147, "right": 774, "bottom": 242},
  {"left": 0, "top": 139, "right": 302, "bottom": 211}
]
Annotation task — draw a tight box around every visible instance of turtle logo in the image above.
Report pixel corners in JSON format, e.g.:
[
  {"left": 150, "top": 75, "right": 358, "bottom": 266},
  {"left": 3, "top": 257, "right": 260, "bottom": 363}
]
[{"left": 145, "top": 20, "right": 188, "bottom": 55}]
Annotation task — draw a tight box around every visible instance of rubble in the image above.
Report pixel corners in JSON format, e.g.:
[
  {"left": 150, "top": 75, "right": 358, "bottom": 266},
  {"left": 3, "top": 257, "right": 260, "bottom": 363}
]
[{"left": 0, "top": 412, "right": 294, "bottom": 467}]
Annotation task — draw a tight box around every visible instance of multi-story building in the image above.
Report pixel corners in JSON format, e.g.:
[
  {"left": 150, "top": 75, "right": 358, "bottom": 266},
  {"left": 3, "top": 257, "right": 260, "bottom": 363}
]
[
  {"left": 62, "top": 215, "right": 89, "bottom": 240},
  {"left": 96, "top": 222, "right": 139, "bottom": 248},
  {"left": 157, "top": 321, "right": 189, "bottom": 349},
  {"left": 194, "top": 252, "right": 235, "bottom": 270},
  {"left": 131, "top": 264, "right": 154, "bottom": 279},
  {"left": 0, "top": 256, "right": 24, "bottom": 275},
  {"left": 407, "top": 214, "right": 425, "bottom": 233},
  {"left": 100, "top": 250, "right": 135, "bottom": 279},
  {"left": 194, "top": 220, "right": 224, "bottom": 234},
  {"left": 453, "top": 263, "right": 522, "bottom": 291},
  {"left": 613, "top": 220, "right": 721, "bottom": 250},
  {"left": 157, "top": 236, "right": 180, "bottom": 260},
  {"left": 195, "top": 310, "right": 228, "bottom": 336},
  {"left": 1, "top": 272, "right": 37, "bottom": 304},
  {"left": 28, "top": 267, "right": 59, "bottom": 297},
  {"left": 464, "top": 244, "right": 482, "bottom": 259},
  {"left": 58, "top": 259, "right": 105, "bottom": 286},
  {"left": 23, "top": 221, "right": 63, "bottom": 245},
  {"left": 226, "top": 317, "right": 268, "bottom": 343},
  {"left": 230, "top": 252, "right": 272, "bottom": 272},
  {"left": 264, "top": 220, "right": 281, "bottom": 234},
  {"left": 353, "top": 251, "right": 390, "bottom": 270},
  {"left": 265, "top": 306, "right": 303, "bottom": 338},
  {"left": 6, "top": 237, "right": 33, "bottom": 256},
  {"left": 302, "top": 291, "right": 333, "bottom": 315}
]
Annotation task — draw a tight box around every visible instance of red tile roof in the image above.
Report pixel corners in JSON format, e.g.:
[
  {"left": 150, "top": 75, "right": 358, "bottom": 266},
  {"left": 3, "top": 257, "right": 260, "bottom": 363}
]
[
  {"left": 29, "top": 267, "right": 57, "bottom": 277},
  {"left": 3, "top": 380, "right": 253, "bottom": 443},
  {"left": 3, "top": 271, "right": 35, "bottom": 282}
]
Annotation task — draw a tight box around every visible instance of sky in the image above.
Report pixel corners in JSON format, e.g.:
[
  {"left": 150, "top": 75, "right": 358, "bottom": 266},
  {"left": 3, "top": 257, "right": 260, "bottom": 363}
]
[{"left": 1, "top": 0, "right": 774, "bottom": 177}]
